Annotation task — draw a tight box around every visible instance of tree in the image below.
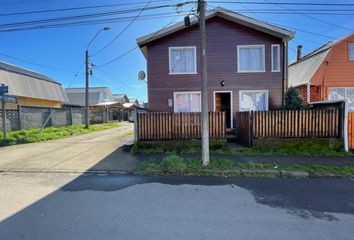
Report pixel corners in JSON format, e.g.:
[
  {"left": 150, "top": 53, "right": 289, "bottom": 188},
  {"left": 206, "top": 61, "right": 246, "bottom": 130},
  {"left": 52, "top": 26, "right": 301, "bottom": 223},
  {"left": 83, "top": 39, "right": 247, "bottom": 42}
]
[{"left": 284, "top": 87, "right": 303, "bottom": 110}]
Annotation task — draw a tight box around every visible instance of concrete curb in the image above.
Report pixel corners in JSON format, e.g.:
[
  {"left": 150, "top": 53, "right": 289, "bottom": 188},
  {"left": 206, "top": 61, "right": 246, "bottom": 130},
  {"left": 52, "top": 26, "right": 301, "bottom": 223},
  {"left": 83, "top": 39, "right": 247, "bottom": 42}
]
[{"left": 0, "top": 169, "right": 133, "bottom": 176}]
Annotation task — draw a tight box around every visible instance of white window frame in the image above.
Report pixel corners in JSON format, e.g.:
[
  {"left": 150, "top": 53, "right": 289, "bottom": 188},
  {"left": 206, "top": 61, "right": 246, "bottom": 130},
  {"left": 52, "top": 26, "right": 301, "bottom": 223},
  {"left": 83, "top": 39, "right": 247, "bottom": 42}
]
[
  {"left": 271, "top": 44, "right": 281, "bottom": 72},
  {"left": 173, "top": 91, "right": 201, "bottom": 113},
  {"left": 213, "top": 91, "right": 233, "bottom": 128},
  {"left": 239, "top": 90, "right": 269, "bottom": 111},
  {"left": 237, "top": 44, "right": 265, "bottom": 73},
  {"left": 168, "top": 46, "right": 197, "bottom": 75},
  {"left": 349, "top": 43, "right": 354, "bottom": 61}
]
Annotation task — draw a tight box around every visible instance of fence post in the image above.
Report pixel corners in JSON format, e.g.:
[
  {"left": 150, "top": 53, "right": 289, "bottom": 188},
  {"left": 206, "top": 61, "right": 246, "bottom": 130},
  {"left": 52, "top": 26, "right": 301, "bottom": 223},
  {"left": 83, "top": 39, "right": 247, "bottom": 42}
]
[
  {"left": 69, "top": 108, "right": 73, "bottom": 125},
  {"left": 249, "top": 111, "right": 253, "bottom": 147},
  {"left": 134, "top": 108, "right": 138, "bottom": 142},
  {"left": 17, "top": 105, "right": 22, "bottom": 130}
]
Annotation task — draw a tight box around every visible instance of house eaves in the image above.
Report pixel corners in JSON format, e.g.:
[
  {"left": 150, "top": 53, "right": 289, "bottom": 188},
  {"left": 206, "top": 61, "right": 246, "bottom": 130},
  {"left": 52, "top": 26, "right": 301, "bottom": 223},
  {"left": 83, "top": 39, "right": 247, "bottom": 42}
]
[{"left": 136, "top": 7, "right": 295, "bottom": 58}]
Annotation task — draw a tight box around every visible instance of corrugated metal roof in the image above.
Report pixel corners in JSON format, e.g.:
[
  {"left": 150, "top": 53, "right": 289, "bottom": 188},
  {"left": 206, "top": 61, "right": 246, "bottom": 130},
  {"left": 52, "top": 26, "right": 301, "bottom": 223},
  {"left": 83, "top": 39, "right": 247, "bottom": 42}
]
[
  {"left": 113, "top": 94, "right": 129, "bottom": 103},
  {"left": 66, "top": 92, "right": 100, "bottom": 106},
  {"left": 137, "top": 7, "right": 295, "bottom": 57},
  {"left": 288, "top": 49, "right": 330, "bottom": 87},
  {"left": 65, "top": 87, "right": 115, "bottom": 106},
  {"left": 0, "top": 61, "right": 68, "bottom": 102}
]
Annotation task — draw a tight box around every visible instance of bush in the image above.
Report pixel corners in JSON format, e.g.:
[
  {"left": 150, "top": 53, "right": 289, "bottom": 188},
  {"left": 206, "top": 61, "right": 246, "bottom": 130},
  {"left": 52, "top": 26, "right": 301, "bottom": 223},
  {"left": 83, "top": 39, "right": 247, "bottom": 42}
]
[
  {"left": 160, "top": 155, "right": 187, "bottom": 175},
  {"left": 284, "top": 87, "right": 303, "bottom": 110}
]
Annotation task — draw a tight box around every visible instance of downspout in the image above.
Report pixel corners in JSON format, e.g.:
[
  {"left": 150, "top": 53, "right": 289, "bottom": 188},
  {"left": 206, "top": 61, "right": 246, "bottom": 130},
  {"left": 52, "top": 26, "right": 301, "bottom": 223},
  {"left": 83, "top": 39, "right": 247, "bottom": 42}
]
[
  {"left": 282, "top": 40, "right": 288, "bottom": 105},
  {"left": 307, "top": 83, "right": 311, "bottom": 103}
]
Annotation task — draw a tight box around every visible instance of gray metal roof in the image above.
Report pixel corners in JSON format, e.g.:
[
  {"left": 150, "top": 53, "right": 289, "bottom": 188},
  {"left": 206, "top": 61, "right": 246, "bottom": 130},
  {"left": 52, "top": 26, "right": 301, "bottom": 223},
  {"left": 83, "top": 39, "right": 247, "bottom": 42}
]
[
  {"left": 113, "top": 94, "right": 129, "bottom": 103},
  {"left": 137, "top": 7, "right": 295, "bottom": 57},
  {"left": 65, "top": 87, "right": 115, "bottom": 106},
  {"left": 0, "top": 61, "right": 68, "bottom": 102}
]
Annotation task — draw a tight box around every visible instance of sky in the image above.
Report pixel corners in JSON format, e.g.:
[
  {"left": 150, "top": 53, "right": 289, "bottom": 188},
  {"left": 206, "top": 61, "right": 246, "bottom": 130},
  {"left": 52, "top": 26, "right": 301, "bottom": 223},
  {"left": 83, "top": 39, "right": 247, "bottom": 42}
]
[{"left": 1, "top": 0, "right": 354, "bottom": 102}]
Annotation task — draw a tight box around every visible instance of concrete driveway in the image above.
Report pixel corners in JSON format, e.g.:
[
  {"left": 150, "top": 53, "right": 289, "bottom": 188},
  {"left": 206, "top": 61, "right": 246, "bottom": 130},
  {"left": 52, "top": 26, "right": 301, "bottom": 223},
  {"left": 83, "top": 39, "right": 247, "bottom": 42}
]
[{"left": 0, "top": 122, "right": 138, "bottom": 172}]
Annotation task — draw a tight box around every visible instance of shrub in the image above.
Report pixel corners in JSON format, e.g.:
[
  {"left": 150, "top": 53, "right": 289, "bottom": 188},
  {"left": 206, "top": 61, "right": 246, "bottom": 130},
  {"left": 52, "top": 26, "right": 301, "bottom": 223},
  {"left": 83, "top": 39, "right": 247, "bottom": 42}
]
[
  {"left": 160, "top": 155, "right": 187, "bottom": 175},
  {"left": 284, "top": 87, "right": 303, "bottom": 110}
]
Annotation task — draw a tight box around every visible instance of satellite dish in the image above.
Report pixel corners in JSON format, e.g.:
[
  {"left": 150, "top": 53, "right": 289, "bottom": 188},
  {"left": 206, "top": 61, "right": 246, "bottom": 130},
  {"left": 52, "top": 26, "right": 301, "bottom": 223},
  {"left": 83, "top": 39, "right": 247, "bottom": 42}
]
[{"left": 138, "top": 70, "right": 146, "bottom": 81}]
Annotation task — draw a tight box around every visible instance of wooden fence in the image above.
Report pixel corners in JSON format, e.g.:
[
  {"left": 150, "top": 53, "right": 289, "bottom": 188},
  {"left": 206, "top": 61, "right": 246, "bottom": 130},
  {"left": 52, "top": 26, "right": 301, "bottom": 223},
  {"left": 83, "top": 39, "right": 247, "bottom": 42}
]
[
  {"left": 136, "top": 111, "right": 226, "bottom": 140},
  {"left": 348, "top": 112, "right": 354, "bottom": 150},
  {"left": 236, "top": 109, "right": 343, "bottom": 146}
]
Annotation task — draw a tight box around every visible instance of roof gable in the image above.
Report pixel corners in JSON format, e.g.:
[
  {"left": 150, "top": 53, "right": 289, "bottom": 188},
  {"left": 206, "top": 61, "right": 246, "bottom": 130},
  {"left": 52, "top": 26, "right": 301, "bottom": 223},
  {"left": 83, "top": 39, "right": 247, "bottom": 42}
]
[{"left": 137, "top": 7, "right": 294, "bottom": 55}]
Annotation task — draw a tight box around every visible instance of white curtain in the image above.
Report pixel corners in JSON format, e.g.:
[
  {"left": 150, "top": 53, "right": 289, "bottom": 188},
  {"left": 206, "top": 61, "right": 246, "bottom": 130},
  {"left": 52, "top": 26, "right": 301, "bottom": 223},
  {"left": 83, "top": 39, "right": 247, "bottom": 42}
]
[
  {"left": 175, "top": 93, "right": 201, "bottom": 112},
  {"left": 272, "top": 46, "right": 280, "bottom": 71},
  {"left": 239, "top": 47, "right": 264, "bottom": 72},
  {"left": 170, "top": 48, "right": 195, "bottom": 73},
  {"left": 240, "top": 91, "right": 267, "bottom": 111},
  {"left": 349, "top": 43, "right": 354, "bottom": 60}
]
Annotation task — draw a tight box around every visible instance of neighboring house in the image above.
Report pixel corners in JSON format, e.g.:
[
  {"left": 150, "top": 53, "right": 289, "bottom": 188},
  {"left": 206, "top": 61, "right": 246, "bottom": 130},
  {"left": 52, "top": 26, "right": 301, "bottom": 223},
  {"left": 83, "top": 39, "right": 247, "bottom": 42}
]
[
  {"left": 0, "top": 61, "right": 68, "bottom": 109},
  {"left": 136, "top": 7, "right": 294, "bottom": 128},
  {"left": 65, "top": 87, "right": 115, "bottom": 106},
  {"left": 289, "top": 33, "right": 354, "bottom": 110},
  {"left": 138, "top": 100, "right": 147, "bottom": 108},
  {"left": 129, "top": 98, "right": 139, "bottom": 106},
  {"left": 113, "top": 94, "right": 129, "bottom": 104}
]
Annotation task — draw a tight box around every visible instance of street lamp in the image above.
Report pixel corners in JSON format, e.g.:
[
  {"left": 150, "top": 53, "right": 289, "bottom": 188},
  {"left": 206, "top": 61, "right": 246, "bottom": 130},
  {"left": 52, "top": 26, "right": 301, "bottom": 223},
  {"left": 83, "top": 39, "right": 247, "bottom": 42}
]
[{"left": 85, "top": 26, "right": 110, "bottom": 128}]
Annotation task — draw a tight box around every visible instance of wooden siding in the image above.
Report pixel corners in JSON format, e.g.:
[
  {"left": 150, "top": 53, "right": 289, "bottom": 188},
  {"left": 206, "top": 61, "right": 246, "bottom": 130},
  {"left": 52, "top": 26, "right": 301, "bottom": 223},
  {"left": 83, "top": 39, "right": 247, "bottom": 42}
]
[
  {"left": 145, "top": 17, "right": 285, "bottom": 121},
  {"left": 310, "top": 34, "right": 354, "bottom": 100}
]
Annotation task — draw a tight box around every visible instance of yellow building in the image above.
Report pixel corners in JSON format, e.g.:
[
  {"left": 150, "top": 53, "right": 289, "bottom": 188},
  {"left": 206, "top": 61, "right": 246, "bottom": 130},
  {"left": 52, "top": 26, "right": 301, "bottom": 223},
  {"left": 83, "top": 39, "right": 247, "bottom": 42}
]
[{"left": 0, "top": 61, "right": 68, "bottom": 109}]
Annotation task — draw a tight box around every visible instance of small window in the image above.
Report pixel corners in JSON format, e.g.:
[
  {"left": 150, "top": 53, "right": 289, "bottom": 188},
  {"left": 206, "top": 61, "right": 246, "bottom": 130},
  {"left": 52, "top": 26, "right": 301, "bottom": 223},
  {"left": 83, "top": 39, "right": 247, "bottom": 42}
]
[
  {"left": 169, "top": 47, "right": 196, "bottom": 74},
  {"left": 174, "top": 92, "right": 201, "bottom": 112},
  {"left": 237, "top": 45, "right": 265, "bottom": 72},
  {"left": 272, "top": 44, "right": 280, "bottom": 72},
  {"left": 239, "top": 90, "right": 268, "bottom": 111},
  {"left": 349, "top": 43, "right": 354, "bottom": 60}
]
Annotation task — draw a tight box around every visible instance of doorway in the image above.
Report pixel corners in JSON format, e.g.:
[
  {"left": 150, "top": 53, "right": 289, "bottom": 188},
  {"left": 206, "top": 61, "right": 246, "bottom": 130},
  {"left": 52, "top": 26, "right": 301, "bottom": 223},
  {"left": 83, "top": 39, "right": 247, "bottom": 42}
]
[{"left": 214, "top": 91, "right": 233, "bottom": 128}]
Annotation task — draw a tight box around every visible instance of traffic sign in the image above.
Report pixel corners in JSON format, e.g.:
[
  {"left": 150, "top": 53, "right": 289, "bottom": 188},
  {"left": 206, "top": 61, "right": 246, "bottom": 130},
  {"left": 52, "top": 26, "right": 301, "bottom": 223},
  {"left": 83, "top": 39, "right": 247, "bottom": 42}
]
[
  {"left": 0, "top": 85, "right": 9, "bottom": 95},
  {"left": 0, "top": 95, "right": 16, "bottom": 103}
]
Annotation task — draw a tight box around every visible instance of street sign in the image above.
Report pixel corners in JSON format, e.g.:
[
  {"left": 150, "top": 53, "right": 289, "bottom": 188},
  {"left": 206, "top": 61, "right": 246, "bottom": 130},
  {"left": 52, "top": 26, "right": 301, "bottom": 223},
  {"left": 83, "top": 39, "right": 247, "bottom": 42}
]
[
  {"left": 0, "top": 95, "right": 17, "bottom": 103},
  {"left": 0, "top": 85, "right": 9, "bottom": 95}
]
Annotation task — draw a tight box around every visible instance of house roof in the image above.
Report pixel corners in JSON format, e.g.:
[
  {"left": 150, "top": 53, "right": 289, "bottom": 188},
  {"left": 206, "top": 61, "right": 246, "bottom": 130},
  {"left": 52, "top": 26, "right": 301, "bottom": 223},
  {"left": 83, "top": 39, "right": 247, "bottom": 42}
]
[
  {"left": 288, "top": 33, "right": 354, "bottom": 87},
  {"left": 113, "top": 93, "right": 129, "bottom": 102},
  {"left": 65, "top": 87, "right": 114, "bottom": 106},
  {"left": 137, "top": 7, "right": 295, "bottom": 57},
  {"left": 0, "top": 61, "right": 68, "bottom": 102}
]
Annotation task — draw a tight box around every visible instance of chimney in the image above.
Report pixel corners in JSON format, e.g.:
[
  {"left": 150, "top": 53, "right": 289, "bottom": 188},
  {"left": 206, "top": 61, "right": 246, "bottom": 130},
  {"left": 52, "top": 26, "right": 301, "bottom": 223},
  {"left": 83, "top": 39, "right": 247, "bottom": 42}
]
[{"left": 296, "top": 45, "right": 302, "bottom": 61}]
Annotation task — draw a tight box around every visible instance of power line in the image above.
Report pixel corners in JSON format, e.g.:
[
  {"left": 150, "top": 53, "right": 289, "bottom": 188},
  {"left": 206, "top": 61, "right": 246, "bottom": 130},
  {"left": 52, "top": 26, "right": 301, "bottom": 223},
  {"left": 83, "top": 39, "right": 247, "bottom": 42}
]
[
  {"left": 0, "top": 12, "right": 184, "bottom": 32},
  {"left": 0, "top": 52, "right": 78, "bottom": 74},
  {"left": 95, "top": 15, "right": 186, "bottom": 68},
  {"left": 261, "top": 0, "right": 354, "bottom": 32},
  {"left": 91, "top": 0, "right": 153, "bottom": 57},
  {"left": 208, "top": 1, "right": 354, "bottom": 7},
  {"left": 0, "top": 0, "right": 174, "bottom": 17},
  {"left": 0, "top": 3, "right": 193, "bottom": 29}
]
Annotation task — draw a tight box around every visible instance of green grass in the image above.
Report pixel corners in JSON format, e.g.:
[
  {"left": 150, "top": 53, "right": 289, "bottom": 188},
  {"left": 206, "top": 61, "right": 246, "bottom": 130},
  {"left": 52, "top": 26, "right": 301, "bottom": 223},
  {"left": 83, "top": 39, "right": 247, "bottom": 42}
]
[
  {"left": 131, "top": 138, "right": 350, "bottom": 157},
  {"left": 137, "top": 155, "right": 354, "bottom": 177},
  {"left": 131, "top": 140, "right": 234, "bottom": 155},
  {"left": 0, "top": 122, "right": 123, "bottom": 147},
  {"left": 242, "top": 139, "right": 351, "bottom": 157}
]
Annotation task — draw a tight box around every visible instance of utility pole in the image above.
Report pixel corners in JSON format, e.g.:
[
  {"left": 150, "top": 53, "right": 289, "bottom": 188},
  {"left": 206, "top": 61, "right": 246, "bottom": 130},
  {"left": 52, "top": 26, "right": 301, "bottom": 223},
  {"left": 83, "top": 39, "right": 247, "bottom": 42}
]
[
  {"left": 85, "top": 49, "right": 90, "bottom": 128},
  {"left": 0, "top": 84, "right": 8, "bottom": 138},
  {"left": 198, "top": 0, "right": 209, "bottom": 166}
]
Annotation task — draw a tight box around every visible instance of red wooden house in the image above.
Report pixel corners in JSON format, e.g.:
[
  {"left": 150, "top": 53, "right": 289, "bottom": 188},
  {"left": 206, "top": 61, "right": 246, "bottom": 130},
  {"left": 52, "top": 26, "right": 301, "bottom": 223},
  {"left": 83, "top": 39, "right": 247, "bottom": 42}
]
[{"left": 137, "top": 7, "right": 294, "bottom": 128}]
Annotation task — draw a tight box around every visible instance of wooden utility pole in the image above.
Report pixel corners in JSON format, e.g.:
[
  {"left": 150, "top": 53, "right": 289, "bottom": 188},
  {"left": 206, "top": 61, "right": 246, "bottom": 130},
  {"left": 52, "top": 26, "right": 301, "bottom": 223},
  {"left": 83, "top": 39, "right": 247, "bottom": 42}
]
[
  {"left": 0, "top": 84, "right": 8, "bottom": 138},
  {"left": 198, "top": 0, "right": 209, "bottom": 166},
  {"left": 85, "top": 49, "right": 90, "bottom": 128}
]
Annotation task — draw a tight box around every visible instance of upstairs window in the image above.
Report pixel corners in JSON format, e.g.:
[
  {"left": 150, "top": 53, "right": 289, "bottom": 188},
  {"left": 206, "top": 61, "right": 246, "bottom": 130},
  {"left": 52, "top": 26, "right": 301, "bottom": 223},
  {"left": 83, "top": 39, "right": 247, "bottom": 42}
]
[
  {"left": 349, "top": 43, "right": 354, "bottom": 60},
  {"left": 237, "top": 45, "right": 265, "bottom": 72},
  {"left": 272, "top": 44, "right": 280, "bottom": 72},
  {"left": 169, "top": 47, "right": 197, "bottom": 74}
]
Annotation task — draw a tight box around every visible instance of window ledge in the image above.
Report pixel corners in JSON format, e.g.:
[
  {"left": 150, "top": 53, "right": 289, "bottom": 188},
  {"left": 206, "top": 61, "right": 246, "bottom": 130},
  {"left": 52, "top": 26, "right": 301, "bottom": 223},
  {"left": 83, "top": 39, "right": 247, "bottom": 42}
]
[
  {"left": 169, "top": 72, "right": 198, "bottom": 75},
  {"left": 237, "top": 70, "right": 266, "bottom": 73},
  {"left": 271, "top": 70, "right": 281, "bottom": 72}
]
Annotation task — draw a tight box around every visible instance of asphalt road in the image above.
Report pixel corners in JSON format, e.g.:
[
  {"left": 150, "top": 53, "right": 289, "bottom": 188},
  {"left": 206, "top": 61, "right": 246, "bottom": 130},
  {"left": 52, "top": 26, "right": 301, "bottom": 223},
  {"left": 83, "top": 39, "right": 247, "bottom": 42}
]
[{"left": 0, "top": 173, "right": 354, "bottom": 240}]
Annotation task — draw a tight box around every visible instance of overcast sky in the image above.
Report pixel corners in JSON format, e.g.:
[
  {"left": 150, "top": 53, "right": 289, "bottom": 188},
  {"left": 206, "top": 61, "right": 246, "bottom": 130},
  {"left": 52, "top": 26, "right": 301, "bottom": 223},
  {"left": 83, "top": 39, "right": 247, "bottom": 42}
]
[{"left": 1, "top": 0, "right": 353, "bottom": 102}]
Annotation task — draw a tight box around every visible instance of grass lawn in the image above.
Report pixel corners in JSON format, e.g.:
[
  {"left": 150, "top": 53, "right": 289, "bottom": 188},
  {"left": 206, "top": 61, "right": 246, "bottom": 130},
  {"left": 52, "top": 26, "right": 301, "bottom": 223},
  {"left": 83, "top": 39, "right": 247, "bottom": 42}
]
[
  {"left": 0, "top": 122, "right": 123, "bottom": 147},
  {"left": 137, "top": 155, "right": 354, "bottom": 177},
  {"left": 131, "top": 139, "right": 351, "bottom": 157}
]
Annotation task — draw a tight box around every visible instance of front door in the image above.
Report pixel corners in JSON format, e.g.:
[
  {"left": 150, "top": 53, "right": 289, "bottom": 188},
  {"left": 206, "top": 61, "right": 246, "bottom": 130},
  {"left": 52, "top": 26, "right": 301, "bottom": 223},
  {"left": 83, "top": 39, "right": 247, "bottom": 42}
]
[{"left": 214, "top": 92, "right": 232, "bottom": 128}]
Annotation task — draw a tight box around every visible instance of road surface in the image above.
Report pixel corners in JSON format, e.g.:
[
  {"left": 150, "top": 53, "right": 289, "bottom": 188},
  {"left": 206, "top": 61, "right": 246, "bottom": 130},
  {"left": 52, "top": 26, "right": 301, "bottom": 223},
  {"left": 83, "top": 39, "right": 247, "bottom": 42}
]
[{"left": 0, "top": 173, "right": 353, "bottom": 240}]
